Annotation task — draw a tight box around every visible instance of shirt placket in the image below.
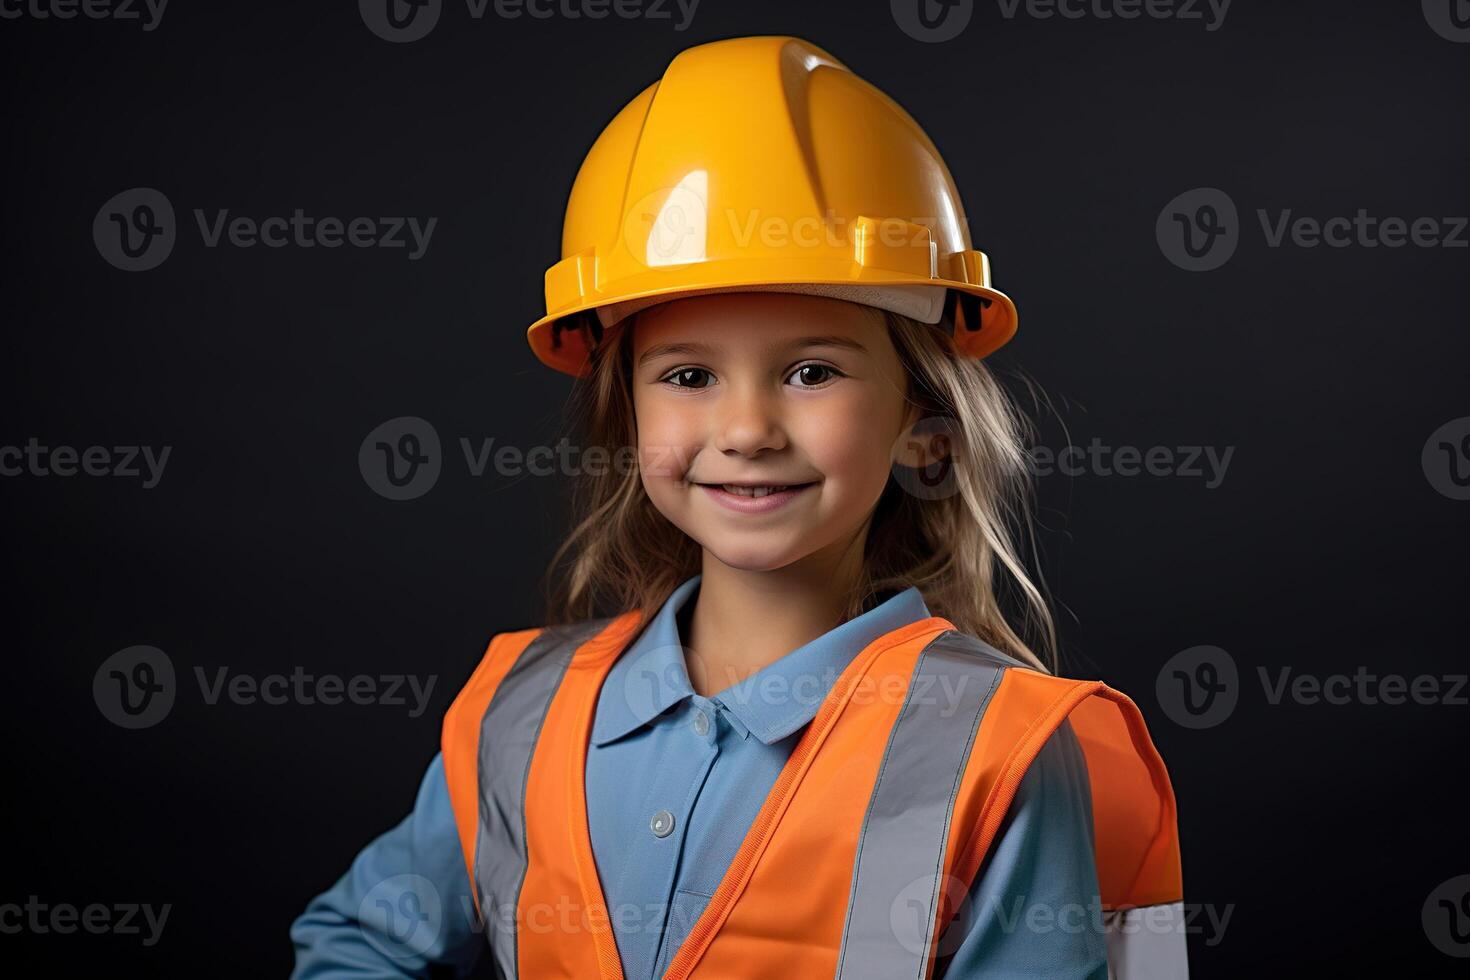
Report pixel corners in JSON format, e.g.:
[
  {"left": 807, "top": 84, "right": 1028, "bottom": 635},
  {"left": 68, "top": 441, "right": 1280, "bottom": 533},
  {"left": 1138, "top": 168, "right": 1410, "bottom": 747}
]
[{"left": 621, "top": 694, "right": 722, "bottom": 980}]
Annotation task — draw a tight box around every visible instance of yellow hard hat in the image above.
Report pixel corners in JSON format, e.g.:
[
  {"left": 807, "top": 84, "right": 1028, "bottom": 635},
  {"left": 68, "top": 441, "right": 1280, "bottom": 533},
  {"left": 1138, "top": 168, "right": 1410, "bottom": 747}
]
[{"left": 526, "top": 35, "right": 1019, "bottom": 378}]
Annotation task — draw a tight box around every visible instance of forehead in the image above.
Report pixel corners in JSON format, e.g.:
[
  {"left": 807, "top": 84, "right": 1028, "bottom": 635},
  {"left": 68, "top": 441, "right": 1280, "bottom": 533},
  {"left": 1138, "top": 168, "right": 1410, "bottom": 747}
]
[{"left": 630, "top": 292, "right": 880, "bottom": 354}]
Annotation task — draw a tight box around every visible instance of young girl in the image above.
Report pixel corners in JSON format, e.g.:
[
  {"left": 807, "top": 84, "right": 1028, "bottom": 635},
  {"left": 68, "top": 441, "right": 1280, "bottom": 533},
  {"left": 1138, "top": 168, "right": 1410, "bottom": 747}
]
[{"left": 292, "top": 35, "right": 1184, "bottom": 980}]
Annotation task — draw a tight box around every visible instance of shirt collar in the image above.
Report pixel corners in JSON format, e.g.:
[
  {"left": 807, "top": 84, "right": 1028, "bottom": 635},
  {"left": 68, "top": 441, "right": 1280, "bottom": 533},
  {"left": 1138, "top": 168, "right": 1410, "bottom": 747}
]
[
  {"left": 591, "top": 574, "right": 931, "bottom": 748},
  {"left": 591, "top": 575, "right": 701, "bottom": 748}
]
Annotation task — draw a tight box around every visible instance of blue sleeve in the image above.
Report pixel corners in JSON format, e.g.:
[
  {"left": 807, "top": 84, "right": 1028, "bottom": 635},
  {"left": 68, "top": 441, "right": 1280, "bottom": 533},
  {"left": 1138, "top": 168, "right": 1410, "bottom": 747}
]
[
  {"left": 289, "top": 752, "right": 486, "bottom": 978},
  {"left": 933, "top": 721, "right": 1109, "bottom": 980}
]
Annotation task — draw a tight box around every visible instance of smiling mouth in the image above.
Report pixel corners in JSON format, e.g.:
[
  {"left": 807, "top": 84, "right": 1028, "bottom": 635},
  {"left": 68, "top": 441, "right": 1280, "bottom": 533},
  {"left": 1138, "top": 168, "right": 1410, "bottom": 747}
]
[
  {"left": 694, "top": 482, "right": 818, "bottom": 498},
  {"left": 691, "top": 481, "right": 820, "bottom": 514}
]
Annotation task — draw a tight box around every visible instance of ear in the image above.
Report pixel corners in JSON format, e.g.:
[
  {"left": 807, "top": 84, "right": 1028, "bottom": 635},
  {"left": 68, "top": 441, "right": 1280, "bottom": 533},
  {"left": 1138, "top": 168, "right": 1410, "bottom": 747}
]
[
  {"left": 892, "top": 413, "right": 959, "bottom": 471},
  {"left": 890, "top": 389, "right": 928, "bottom": 469},
  {"left": 900, "top": 397, "right": 924, "bottom": 434}
]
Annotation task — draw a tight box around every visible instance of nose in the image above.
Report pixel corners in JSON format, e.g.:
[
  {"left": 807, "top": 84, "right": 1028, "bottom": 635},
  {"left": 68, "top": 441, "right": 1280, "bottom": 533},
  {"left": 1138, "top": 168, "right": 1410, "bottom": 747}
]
[{"left": 712, "top": 382, "right": 788, "bottom": 458}]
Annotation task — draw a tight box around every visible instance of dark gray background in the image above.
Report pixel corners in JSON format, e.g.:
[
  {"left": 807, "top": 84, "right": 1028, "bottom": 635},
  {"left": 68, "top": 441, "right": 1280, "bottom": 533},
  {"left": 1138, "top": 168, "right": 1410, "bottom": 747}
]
[{"left": 2, "top": 0, "right": 1467, "bottom": 974}]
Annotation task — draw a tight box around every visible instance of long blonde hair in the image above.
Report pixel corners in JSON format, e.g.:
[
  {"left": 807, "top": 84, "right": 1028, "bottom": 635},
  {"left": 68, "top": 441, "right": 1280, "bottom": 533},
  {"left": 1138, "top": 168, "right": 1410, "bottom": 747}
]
[{"left": 540, "top": 302, "right": 1057, "bottom": 673}]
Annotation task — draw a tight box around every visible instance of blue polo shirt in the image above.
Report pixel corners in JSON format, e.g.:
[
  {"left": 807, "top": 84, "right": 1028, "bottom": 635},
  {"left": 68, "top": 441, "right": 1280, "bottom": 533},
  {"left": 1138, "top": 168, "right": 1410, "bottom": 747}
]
[{"left": 290, "top": 576, "right": 1108, "bottom": 978}]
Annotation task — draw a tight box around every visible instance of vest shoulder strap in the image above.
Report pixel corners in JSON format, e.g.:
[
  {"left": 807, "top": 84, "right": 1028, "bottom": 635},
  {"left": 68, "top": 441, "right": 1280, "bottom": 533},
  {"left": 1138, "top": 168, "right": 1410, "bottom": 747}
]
[
  {"left": 441, "top": 618, "right": 626, "bottom": 906},
  {"left": 936, "top": 633, "right": 1182, "bottom": 922},
  {"left": 441, "top": 626, "right": 544, "bottom": 898}
]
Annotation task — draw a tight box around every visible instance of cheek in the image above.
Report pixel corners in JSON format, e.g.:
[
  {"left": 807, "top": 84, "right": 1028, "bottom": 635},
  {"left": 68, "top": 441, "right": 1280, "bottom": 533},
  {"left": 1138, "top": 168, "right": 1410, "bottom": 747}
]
[
  {"left": 797, "top": 394, "right": 901, "bottom": 495},
  {"left": 634, "top": 397, "right": 698, "bottom": 482}
]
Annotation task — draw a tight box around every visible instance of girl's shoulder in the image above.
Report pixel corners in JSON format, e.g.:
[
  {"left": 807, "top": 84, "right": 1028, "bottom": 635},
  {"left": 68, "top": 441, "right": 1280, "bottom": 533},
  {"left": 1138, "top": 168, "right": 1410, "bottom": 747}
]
[
  {"left": 463, "top": 614, "right": 634, "bottom": 680},
  {"left": 922, "top": 626, "right": 1032, "bottom": 671}
]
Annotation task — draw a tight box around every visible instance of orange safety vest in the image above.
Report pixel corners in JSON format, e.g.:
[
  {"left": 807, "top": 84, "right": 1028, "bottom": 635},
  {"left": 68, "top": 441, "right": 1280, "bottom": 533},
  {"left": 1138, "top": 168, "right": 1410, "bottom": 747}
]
[{"left": 441, "top": 613, "right": 1183, "bottom": 979}]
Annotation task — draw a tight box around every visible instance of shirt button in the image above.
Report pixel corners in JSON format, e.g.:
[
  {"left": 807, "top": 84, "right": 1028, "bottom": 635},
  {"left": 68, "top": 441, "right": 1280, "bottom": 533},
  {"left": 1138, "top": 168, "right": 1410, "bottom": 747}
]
[
  {"left": 692, "top": 709, "right": 710, "bottom": 736},
  {"left": 650, "top": 809, "right": 676, "bottom": 838}
]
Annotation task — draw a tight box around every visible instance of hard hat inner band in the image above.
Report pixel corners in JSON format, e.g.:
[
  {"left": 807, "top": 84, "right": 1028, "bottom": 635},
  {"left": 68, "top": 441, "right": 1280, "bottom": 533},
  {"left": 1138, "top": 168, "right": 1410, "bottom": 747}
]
[
  {"left": 940, "top": 289, "right": 993, "bottom": 338},
  {"left": 550, "top": 311, "right": 603, "bottom": 353}
]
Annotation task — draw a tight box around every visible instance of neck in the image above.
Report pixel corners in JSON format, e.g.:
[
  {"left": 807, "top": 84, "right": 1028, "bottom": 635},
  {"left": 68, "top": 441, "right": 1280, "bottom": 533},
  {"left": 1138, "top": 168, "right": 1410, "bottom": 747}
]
[{"left": 684, "top": 535, "right": 868, "bottom": 698}]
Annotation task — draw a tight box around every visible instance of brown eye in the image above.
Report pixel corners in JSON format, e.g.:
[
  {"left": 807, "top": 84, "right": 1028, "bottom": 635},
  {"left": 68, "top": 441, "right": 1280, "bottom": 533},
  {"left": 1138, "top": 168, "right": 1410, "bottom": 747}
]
[
  {"left": 664, "top": 367, "right": 713, "bottom": 389},
  {"left": 789, "top": 363, "right": 840, "bottom": 387}
]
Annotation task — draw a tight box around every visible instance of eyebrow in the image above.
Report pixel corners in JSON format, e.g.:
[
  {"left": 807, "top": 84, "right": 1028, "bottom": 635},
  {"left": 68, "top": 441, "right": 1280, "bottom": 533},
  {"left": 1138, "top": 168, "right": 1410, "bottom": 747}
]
[{"left": 636, "top": 334, "right": 869, "bottom": 367}]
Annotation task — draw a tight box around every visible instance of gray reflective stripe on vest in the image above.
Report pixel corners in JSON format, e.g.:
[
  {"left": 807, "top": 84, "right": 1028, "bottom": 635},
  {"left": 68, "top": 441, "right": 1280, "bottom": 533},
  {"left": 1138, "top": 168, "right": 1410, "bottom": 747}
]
[
  {"left": 474, "top": 618, "right": 612, "bottom": 980},
  {"left": 834, "top": 631, "right": 1014, "bottom": 980},
  {"left": 1105, "top": 903, "right": 1190, "bottom": 980}
]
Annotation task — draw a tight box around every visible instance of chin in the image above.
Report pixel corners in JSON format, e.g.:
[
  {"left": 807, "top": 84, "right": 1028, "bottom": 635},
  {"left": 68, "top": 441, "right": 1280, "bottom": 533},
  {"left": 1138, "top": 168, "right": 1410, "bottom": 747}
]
[
  {"left": 706, "top": 550, "right": 797, "bottom": 573},
  {"left": 696, "top": 533, "right": 812, "bottom": 573},
  {"left": 709, "top": 521, "right": 858, "bottom": 573}
]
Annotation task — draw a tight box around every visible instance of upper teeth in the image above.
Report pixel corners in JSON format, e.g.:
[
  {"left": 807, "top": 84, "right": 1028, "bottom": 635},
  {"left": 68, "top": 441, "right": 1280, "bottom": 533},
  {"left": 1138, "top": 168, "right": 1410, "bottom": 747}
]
[{"left": 723, "top": 484, "right": 788, "bottom": 497}]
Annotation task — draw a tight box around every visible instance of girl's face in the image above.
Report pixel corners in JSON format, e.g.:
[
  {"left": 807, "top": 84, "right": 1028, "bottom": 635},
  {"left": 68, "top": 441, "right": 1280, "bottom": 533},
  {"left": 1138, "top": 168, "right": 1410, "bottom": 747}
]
[{"left": 630, "top": 292, "right": 920, "bottom": 573}]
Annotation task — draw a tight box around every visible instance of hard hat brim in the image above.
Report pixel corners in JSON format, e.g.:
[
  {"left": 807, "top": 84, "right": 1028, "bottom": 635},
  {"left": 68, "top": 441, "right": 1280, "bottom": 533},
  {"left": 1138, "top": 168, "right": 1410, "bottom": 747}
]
[{"left": 526, "top": 269, "right": 1017, "bottom": 378}]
